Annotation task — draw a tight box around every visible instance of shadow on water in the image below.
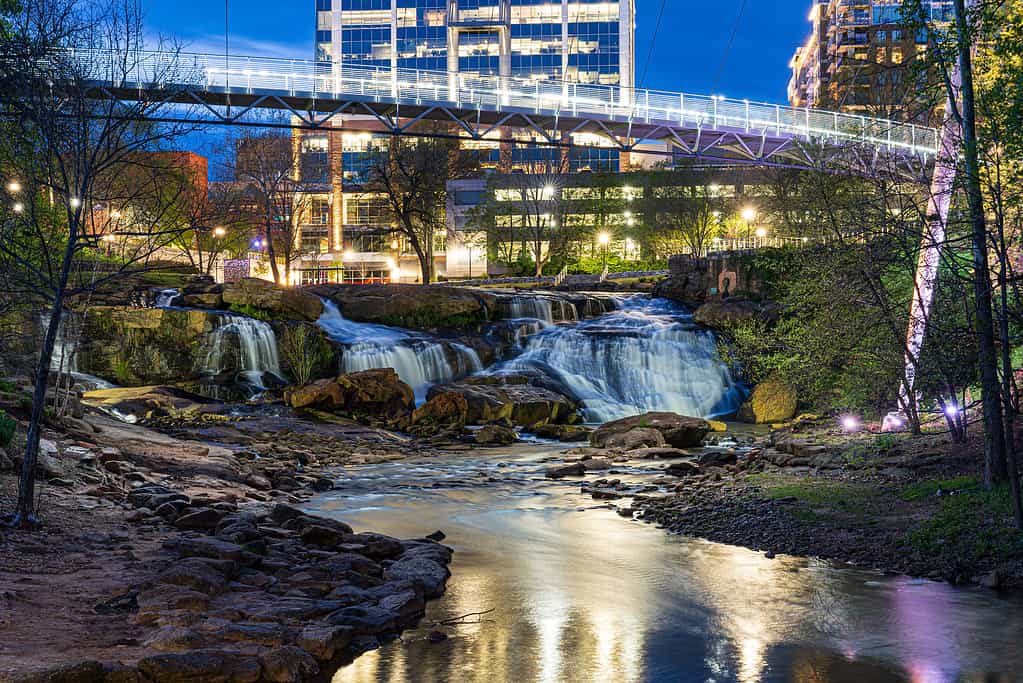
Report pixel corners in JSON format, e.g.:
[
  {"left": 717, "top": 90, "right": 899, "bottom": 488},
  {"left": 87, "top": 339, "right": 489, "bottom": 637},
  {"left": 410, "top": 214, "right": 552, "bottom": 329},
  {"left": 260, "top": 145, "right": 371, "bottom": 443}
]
[{"left": 306, "top": 445, "right": 1023, "bottom": 683}]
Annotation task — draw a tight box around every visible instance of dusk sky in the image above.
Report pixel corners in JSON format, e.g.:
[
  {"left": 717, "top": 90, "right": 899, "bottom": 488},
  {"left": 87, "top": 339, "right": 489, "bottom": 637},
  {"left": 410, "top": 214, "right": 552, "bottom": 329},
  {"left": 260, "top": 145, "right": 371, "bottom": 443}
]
[{"left": 142, "top": 0, "right": 814, "bottom": 104}]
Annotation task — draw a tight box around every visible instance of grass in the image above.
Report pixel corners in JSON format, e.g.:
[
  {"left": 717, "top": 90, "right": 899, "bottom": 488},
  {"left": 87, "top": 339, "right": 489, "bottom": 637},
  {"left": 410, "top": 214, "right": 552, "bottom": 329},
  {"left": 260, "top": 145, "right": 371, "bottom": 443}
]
[
  {"left": 899, "top": 475, "right": 981, "bottom": 501},
  {"left": 750, "top": 472, "right": 879, "bottom": 511},
  {"left": 902, "top": 482, "right": 1023, "bottom": 566}
]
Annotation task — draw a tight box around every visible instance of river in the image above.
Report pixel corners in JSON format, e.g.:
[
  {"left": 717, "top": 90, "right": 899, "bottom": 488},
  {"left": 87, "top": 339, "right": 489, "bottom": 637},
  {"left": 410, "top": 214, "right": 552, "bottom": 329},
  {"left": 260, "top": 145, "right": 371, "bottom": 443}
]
[{"left": 307, "top": 443, "right": 1023, "bottom": 683}]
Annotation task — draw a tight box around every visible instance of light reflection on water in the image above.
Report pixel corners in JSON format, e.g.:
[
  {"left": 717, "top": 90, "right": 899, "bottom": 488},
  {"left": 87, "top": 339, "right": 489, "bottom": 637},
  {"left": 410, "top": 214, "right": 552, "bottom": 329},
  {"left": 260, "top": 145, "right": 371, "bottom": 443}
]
[{"left": 306, "top": 445, "right": 1023, "bottom": 683}]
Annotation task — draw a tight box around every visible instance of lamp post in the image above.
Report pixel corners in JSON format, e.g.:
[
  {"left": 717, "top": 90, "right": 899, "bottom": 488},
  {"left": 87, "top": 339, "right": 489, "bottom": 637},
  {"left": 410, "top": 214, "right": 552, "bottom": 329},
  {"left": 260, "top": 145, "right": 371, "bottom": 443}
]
[
  {"left": 741, "top": 206, "right": 757, "bottom": 244},
  {"left": 597, "top": 231, "right": 610, "bottom": 270}
]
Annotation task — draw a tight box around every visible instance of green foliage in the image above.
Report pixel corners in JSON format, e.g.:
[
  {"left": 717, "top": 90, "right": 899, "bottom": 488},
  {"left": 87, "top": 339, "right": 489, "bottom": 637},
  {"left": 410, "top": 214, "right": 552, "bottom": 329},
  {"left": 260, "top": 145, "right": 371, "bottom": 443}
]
[
  {"left": 903, "top": 482, "right": 1023, "bottom": 565},
  {"left": 900, "top": 475, "right": 982, "bottom": 502},
  {"left": 112, "top": 357, "right": 133, "bottom": 385},
  {"left": 228, "top": 304, "right": 272, "bottom": 321},
  {"left": 0, "top": 410, "right": 16, "bottom": 447},
  {"left": 279, "top": 324, "right": 331, "bottom": 386}
]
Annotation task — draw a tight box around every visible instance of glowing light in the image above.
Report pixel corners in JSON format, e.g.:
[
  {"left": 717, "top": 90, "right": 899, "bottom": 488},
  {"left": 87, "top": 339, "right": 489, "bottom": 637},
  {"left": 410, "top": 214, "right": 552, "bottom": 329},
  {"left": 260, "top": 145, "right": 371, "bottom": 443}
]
[
  {"left": 12, "top": 202, "right": 24, "bottom": 213},
  {"left": 213, "top": 226, "right": 226, "bottom": 238},
  {"left": 7, "top": 181, "right": 21, "bottom": 193},
  {"left": 741, "top": 206, "right": 757, "bottom": 223},
  {"left": 386, "top": 257, "right": 397, "bottom": 269},
  {"left": 841, "top": 416, "right": 860, "bottom": 432},
  {"left": 252, "top": 238, "right": 263, "bottom": 248},
  {"left": 390, "top": 239, "right": 399, "bottom": 250},
  {"left": 944, "top": 404, "right": 960, "bottom": 418},
  {"left": 597, "top": 232, "right": 610, "bottom": 246},
  {"left": 755, "top": 227, "right": 767, "bottom": 238},
  {"left": 69, "top": 197, "right": 81, "bottom": 208},
  {"left": 110, "top": 210, "right": 122, "bottom": 219},
  {"left": 343, "top": 249, "right": 354, "bottom": 261},
  {"left": 542, "top": 185, "right": 555, "bottom": 200}
]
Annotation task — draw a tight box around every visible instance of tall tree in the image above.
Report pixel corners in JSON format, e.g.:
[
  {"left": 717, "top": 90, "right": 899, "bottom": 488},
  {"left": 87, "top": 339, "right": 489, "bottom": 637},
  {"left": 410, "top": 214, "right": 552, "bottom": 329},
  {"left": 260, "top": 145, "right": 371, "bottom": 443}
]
[{"left": 0, "top": 0, "right": 193, "bottom": 525}]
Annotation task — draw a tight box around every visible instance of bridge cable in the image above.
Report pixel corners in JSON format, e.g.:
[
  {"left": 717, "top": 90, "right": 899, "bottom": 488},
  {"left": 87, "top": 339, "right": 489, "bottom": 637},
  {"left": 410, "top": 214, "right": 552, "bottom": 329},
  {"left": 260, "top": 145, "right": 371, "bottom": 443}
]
[
  {"left": 712, "top": 0, "right": 749, "bottom": 93},
  {"left": 638, "top": 0, "right": 668, "bottom": 89}
]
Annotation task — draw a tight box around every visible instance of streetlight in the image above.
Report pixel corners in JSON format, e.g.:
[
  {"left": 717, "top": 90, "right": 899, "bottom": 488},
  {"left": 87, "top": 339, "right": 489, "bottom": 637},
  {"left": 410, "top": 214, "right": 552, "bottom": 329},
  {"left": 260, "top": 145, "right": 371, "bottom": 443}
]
[
  {"left": 213, "top": 226, "right": 226, "bottom": 238},
  {"left": 741, "top": 206, "right": 757, "bottom": 241},
  {"left": 755, "top": 226, "right": 767, "bottom": 239},
  {"left": 69, "top": 197, "right": 81, "bottom": 208},
  {"left": 597, "top": 231, "right": 610, "bottom": 269},
  {"left": 7, "top": 181, "right": 21, "bottom": 193},
  {"left": 12, "top": 202, "right": 23, "bottom": 213}
]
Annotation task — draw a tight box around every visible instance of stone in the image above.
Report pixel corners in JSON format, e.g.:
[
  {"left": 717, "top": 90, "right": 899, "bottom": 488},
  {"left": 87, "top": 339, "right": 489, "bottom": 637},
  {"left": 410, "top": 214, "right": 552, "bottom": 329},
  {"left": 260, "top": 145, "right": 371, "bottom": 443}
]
[
  {"left": 384, "top": 556, "right": 450, "bottom": 598},
  {"left": 8, "top": 660, "right": 105, "bottom": 683},
  {"left": 581, "top": 458, "right": 612, "bottom": 470},
  {"left": 626, "top": 447, "right": 691, "bottom": 459},
  {"left": 530, "top": 423, "right": 592, "bottom": 442},
  {"left": 171, "top": 537, "right": 247, "bottom": 563},
  {"left": 288, "top": 370, "right": 415, "bottom": 422},
  {"left": 173, "top": 508, "right": 226, "bottom": 530},
  {"left": 545, "top": 462, "right": 586, "bottom": 478},
  {"left": 692, "top": 298, "right": 778, "bottom": 330},
  {"left": 600, "top": 427, "right": 665, "bottom": 450},
  {"left": 138, "top": 650, "right": 261, "bottom": 683},
  {"left": 738, "top": 377, "right": 798, "bottom": 424},
  {"left": 218, "top": 622, "right": 285, "bottom": 647},
  {"left": 378, "top": 589, "right": 426, "bottom": 621},
  {"left": 697, "top": 449, "right": 738, "bottom": 467},
  {"left": 665, "top": 461, "right": 702, "bottom": 477},
  {"left": 286, "top": 380, "right": 344, "bottom": 410},
  {"left": 258, "top": 647, "right": 319, "bottom": 683},
  {"left": 411, "top": 391, "right": 468, "bottom": 434},
  {"left": 221, "top": 278, "right": 324, "bottom": 321},
  {"left": 145, "top": 627, "right": 206, "bottom": 653},
  {"left": 311, "top": 284, "right": 494, "bottom": 330},
  {"left": 156, "top": 559, "right": 228, "bottom": 595},
  {"left": 294, "top": 625, "right": 353, "bottom": 661},
  {"left": 475, "top": 424, "right": 517, "bottom": 446},
  {"left": 590, "top": 412, "right": 710, "bottom": 449},
  {"left": 181, "top": 292, "right": 224, "bottom": 309},
  {"left": 326, "top": 605, "right": 402, "bottom": 634},
  {"left": 300, "top": 524, "right": 345, "bottom": 550},
  {"left": 430, "top": 380, "right": 576, "bottom": 428}
]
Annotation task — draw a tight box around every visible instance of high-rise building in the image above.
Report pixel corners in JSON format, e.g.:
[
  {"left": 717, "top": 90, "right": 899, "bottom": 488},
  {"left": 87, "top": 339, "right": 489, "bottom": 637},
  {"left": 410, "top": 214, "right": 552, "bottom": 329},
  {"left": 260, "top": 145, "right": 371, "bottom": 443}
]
[
  {"left": 788, "top": 1, "right": 952, "bottom": 123},
  {"left": 292, "top": 0, "right": 636, "bottom": 283}
]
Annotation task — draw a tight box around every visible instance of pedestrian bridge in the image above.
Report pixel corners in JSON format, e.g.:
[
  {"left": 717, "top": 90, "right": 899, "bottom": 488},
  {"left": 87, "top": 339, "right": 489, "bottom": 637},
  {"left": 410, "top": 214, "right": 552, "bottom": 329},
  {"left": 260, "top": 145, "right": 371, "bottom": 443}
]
[{"left": 76, "top": 49, "right": 939, "bottom": 172}]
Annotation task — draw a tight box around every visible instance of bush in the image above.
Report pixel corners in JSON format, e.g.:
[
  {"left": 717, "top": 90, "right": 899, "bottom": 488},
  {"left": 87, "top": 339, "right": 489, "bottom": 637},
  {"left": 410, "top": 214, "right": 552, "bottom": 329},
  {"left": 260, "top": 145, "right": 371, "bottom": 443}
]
[
  {"left": 0, "top": 410, "right": 16, "bottom": 447},
  {"left": 279, "top": 324, "right": 331, "bottom": 386}
]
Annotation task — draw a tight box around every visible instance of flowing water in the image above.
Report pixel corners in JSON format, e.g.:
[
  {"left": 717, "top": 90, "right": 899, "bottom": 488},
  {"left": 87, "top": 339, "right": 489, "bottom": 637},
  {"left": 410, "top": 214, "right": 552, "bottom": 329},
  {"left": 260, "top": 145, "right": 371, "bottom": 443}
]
[
  {"left": 497, "top": 297, "right": 744, "bottom": 423},
  {"left": 198, "top": 314, "right": 283, "bottom": 390},
  {"left": 317, "top": 301, "right": 482, "bottom": 401},
  {"left": 309, "top": 444, "right": 1023, "bottom": 683},
  {"left": 44, "top": 312, "right": 114, "bottom": 391}
]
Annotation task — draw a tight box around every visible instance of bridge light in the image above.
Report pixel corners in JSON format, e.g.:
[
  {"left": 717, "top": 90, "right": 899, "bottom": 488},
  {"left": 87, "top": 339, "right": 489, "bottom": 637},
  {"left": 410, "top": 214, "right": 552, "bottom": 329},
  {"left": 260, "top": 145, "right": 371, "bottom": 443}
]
[{"left": 755, "top": 227, "right": 767, "bottom": 238}]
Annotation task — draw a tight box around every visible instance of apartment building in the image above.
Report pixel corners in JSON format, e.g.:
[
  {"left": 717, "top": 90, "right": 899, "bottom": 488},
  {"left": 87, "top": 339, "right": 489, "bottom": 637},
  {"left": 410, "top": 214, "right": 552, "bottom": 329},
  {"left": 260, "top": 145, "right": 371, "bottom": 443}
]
[
  {"left": 788, "top": 0, "right": 952, "bottom": 123},
  {"left": 291, "top": 0, "right": 636, "bottom": 283}
]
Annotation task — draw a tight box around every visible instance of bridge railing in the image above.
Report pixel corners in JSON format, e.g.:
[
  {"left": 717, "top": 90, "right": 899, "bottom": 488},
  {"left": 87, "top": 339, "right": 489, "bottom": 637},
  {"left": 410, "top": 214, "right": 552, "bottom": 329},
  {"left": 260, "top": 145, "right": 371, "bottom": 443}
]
[{"left": 73, "top": 49, "right": 940, "bottom": 158}]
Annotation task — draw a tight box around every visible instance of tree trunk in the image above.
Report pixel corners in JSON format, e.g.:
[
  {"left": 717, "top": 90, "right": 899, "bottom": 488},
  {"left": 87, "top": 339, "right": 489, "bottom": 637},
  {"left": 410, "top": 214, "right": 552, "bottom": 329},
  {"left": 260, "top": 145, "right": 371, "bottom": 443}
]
[
  {"left": 266, "top": 223, "right": 281, "bottom": 286},
  {"left": 954, "top": 0, "right": 1007, "bottom": 485}
]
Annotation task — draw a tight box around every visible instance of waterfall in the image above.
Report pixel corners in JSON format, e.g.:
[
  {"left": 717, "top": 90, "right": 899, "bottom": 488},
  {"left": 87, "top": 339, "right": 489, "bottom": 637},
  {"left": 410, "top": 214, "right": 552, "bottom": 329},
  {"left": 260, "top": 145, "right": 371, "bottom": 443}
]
[
  {"left": 498, "top": 295, "right": 580, "bottom": 324},
  {"left": 43, "top": 312, "right": 114, "bottom": 390},
  {"left": 498, "top": 297, "right": 744, "bottom": 423},
  {"left": 199, "top": 315, "right": 283, "bottom": 390},
  {"left": 317, "top": 300, "right": 482, "bottom": 401},
  {"left": 155, "top": 289, "right": 182, "bottom": 308}
]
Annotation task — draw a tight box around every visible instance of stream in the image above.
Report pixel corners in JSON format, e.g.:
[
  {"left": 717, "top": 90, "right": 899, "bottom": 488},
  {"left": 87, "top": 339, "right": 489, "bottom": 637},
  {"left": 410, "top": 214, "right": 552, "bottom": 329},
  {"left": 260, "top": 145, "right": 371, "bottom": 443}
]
[{"left": 308, "top": 443, "right": 1023, "bottom": 683}]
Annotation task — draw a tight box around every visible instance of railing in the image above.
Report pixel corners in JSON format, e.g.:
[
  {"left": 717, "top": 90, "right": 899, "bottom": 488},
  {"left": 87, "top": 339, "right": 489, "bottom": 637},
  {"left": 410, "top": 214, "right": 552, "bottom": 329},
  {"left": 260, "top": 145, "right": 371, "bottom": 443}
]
[
  {"left": 71, "top": 49, "right": 941, "bottom": 157},
  {"left": 705, "top": 236, "right": 812, "bottom": 254},
  {"left": 553, "top": 264, "right": 569, "bottom": 287},
  {"left": 598, "top": 264, "right": 610, "bottom": 283}
]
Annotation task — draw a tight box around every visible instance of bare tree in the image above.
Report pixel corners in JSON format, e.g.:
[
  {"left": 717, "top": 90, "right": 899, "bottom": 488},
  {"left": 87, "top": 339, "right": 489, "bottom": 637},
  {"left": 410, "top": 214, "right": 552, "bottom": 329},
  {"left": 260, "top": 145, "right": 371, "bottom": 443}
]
[
  {"left": 642, "top": 185, "right": 726, "bottom": 258},
  {"left": 0, "top": 0, "right": 195, "bottom": 526},
  {"left": 167, "top": 181, "right": 255, "bottom": 276}
]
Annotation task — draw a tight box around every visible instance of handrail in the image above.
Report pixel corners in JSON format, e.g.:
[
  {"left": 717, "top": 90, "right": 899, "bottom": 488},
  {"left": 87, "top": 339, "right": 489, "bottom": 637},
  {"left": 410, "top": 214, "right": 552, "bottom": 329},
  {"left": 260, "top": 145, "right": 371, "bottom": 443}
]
[{"left": 67, "top": 48, "right": 941, "bottom": 157}]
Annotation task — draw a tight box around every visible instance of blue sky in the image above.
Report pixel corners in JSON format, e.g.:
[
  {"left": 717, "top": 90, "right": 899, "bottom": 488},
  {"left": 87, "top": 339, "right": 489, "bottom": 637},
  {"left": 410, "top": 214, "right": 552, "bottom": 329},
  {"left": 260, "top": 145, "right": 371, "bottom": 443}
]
[{"left": 142, "top": 0, "right": 813, "bottom": 104}]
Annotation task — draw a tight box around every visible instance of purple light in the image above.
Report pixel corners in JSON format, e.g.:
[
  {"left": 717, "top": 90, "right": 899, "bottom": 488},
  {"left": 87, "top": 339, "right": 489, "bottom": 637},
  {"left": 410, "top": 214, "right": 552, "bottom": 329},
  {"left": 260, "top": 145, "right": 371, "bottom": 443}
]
[
  {"left": 841, "top": 416, "right": 860, "bottom": 432},
  {"left": 944, "top": 404, "right": 960, "bottom": 418}
]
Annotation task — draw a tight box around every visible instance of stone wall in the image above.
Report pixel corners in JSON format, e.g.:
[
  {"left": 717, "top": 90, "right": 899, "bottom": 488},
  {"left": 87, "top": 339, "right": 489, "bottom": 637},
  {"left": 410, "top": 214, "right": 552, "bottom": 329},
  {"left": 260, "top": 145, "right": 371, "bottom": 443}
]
[{"left": 661, "top": 253, "right": 764, "bottom": 306}]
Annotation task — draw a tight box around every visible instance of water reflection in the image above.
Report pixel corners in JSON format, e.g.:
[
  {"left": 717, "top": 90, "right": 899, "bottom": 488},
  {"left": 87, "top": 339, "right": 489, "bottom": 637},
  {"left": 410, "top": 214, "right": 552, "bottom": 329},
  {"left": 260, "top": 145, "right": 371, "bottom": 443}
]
[{"left": 308, "top": 445, "right": 1023, "bottom": 683}]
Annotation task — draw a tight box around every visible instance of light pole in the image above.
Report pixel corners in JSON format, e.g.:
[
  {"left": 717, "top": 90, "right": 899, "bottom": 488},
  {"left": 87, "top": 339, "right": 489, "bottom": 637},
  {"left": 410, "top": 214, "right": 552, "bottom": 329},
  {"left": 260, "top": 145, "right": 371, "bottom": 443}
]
[
  {"left": 741, "top": 206, "right": 757, "bottom": 244},
  {"left": 598, "top": 231, "right": 610, "bottom": 270}
]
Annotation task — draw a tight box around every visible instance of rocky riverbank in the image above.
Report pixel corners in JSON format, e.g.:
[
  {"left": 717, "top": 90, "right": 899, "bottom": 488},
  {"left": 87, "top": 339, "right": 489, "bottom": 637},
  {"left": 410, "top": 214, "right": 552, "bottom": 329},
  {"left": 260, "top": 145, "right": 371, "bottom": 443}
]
[{"left": 0, "top": 391, "right": 457, "bottom": 682}]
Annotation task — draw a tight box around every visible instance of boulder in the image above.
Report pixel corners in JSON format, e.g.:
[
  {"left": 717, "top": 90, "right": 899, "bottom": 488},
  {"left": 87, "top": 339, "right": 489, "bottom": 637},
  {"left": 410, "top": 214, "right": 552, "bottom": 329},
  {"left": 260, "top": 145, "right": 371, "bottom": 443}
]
[
  {"left": 258, "top": 647, "right": 319, "bottom": 683},
  {"left": 294, "top": 625, "right": 353, "bottom": 661},
  {"left": 692, "top": 298, "right": 773, "bottom": 330},
  {"left": 545, "top": 462, "right": 586, "bottom": 478},
  {"left": 221, "top": 278, "right": 323, "bottom": 322},
  {"left": 411, "top": 391, "right": 468, "bottom": 433},
  {"left": 600, "top": 427, "right": 665, "bottom": 451},
  {"left": 82, "top": 385, "right": 213, "bottom": 422},
  {"left": 310, "top": 284, "right": 496, "bottom": 330},
  {"left": 590, "top": 412, "right": 710, "bottom": 449},
  {"left": 665, "top": 461, "right": 702, "bottom": 477},
  {"left": 475, "top": 424, "right": 517, "bottom": 446},
  {"left": 7, "top": 661, "right": 106, "bottom": 683},
  {"left": 530, "top": 423, "right": 592, "bottom": 442},
  {"left": 738, "top": 377, "right": 798, "bottom": 424},
  {"left": 383, "top": 555, "right": 451, "bottom": 598},
  {"left": 138, "top": 650, "right": 260, "bottom": 683},
  {"left": 156, "top": 559, "right": 228, "bottom": 595},
  {"left": 286, "top": 370, "right": 415, "bottom": 422},
  {"left": 431, "top": 380, "right": 576, "bottom": 427}
]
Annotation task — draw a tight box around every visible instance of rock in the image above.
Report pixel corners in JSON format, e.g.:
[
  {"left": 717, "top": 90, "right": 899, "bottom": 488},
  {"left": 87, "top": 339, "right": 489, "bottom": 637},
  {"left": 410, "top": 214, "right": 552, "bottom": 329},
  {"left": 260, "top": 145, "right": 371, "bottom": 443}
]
[
  {"left": 581, "top": 458, "right": 612, "bottom": 470},
  {"left": 156, "top": 559, "right": 228, "bottom": 595},
  {"left": 258, "top": 647, "right": 319, "bottom": 683},
  {"left": 697, "top": 449, "right": 738, "bottom": 467},
  {"left": 218, "top": 622, "right": 285, "bottom": 647},
  {"left": 83, "top": 386, "right": 211, "bottom": 422},
  {"left": 171, "top": 537, "right": 247, "bottom": 563},
  {"left": 427, "top": 631, "right": 448, "bottom": 643},
  {"left": 475, "top": 424, "right": 517, "bottom": 446},
  {"left": 173, "top": 508, "right": 226, "bottom": 530},
  {"left": 652, "top": 258, "right": 708, "bottom": 307},
  {"left": 590, "top": 412, "right": 710, "bottom": 449},
  {"left": 287, "top": 370, "right": 414, "bottom": 423},
  {"left": 181, "top": 292, "right": 223, "bottom": 309},
  {"left": 431, "top": 380, "right": 576, "bottom": 427},
  {"left": 707, "top": 420, "right": 728, "bottom": 432},
  {"left": 299, "top": 524, "right": 345, "bottom": 550},
  {"left": 626, "top": 447, "right": 691, "bottom": 459},
  {"left": 310, "top": 284, "right": 494, "bottom": 330},
  {"left": 8, "top": 660, "right": 105, "bottom": 683},
  {"left": 665, "top": 461, "right": 702, "bottom": 477},
  {"left": 138, "top": 650, "right": 261, "bottom": 683},
  {"left": 294, "top": 625, "right": 353, "bottom": 661},
  {"left": 411, "top": 391, "right": 468, "bottom": 434},
  {"left": 145, "top": 627, "right": 206, "bottom": 653},
  {"left": 221, "top": 278, "right": 323, "bottom": 321},
  {"left": 738, "top": 377, "right": 798, "bottom": 424},
  {"left": 530, "top": 423, "right": 592, "bottom": 442},
  {"left": 384, "top": 556, "right": 451, "bottom": 599},
  {"left": 600, "top": 427, "right": 665, "bottom": 451},
  {"left": 327, "top": 605, "right": 401, "bottom": 634},
  {"left": 694, "top": 296, "right": 780, "bottom": 331},
  {"left": 979, "top": 570, "right": 1002, "bottom": 590},
  {"left": 545, "top": 462, "right": 586, "bottom": 478}
]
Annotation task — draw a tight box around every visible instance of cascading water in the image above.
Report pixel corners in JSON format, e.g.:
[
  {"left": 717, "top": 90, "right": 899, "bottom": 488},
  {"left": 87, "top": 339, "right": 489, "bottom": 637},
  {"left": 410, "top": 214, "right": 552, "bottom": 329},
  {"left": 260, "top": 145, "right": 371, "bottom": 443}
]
[
  {"left": 43, "top": 312, "right": 114, "bottom": 391},
  {"left": 199, "top": 315, "right": 283, "bottom": 391},
  {"left": 317, "top": 300, "right": 482, "bottom": 401},
  {"left": 498, "top": 295, "right": 580, "bottom": 325},
  {"left": 154, "top": 289, "right": 182, "bottom": 308},
  {"left": 498, "top": 297, "right": 744, "bottom": 423}
]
